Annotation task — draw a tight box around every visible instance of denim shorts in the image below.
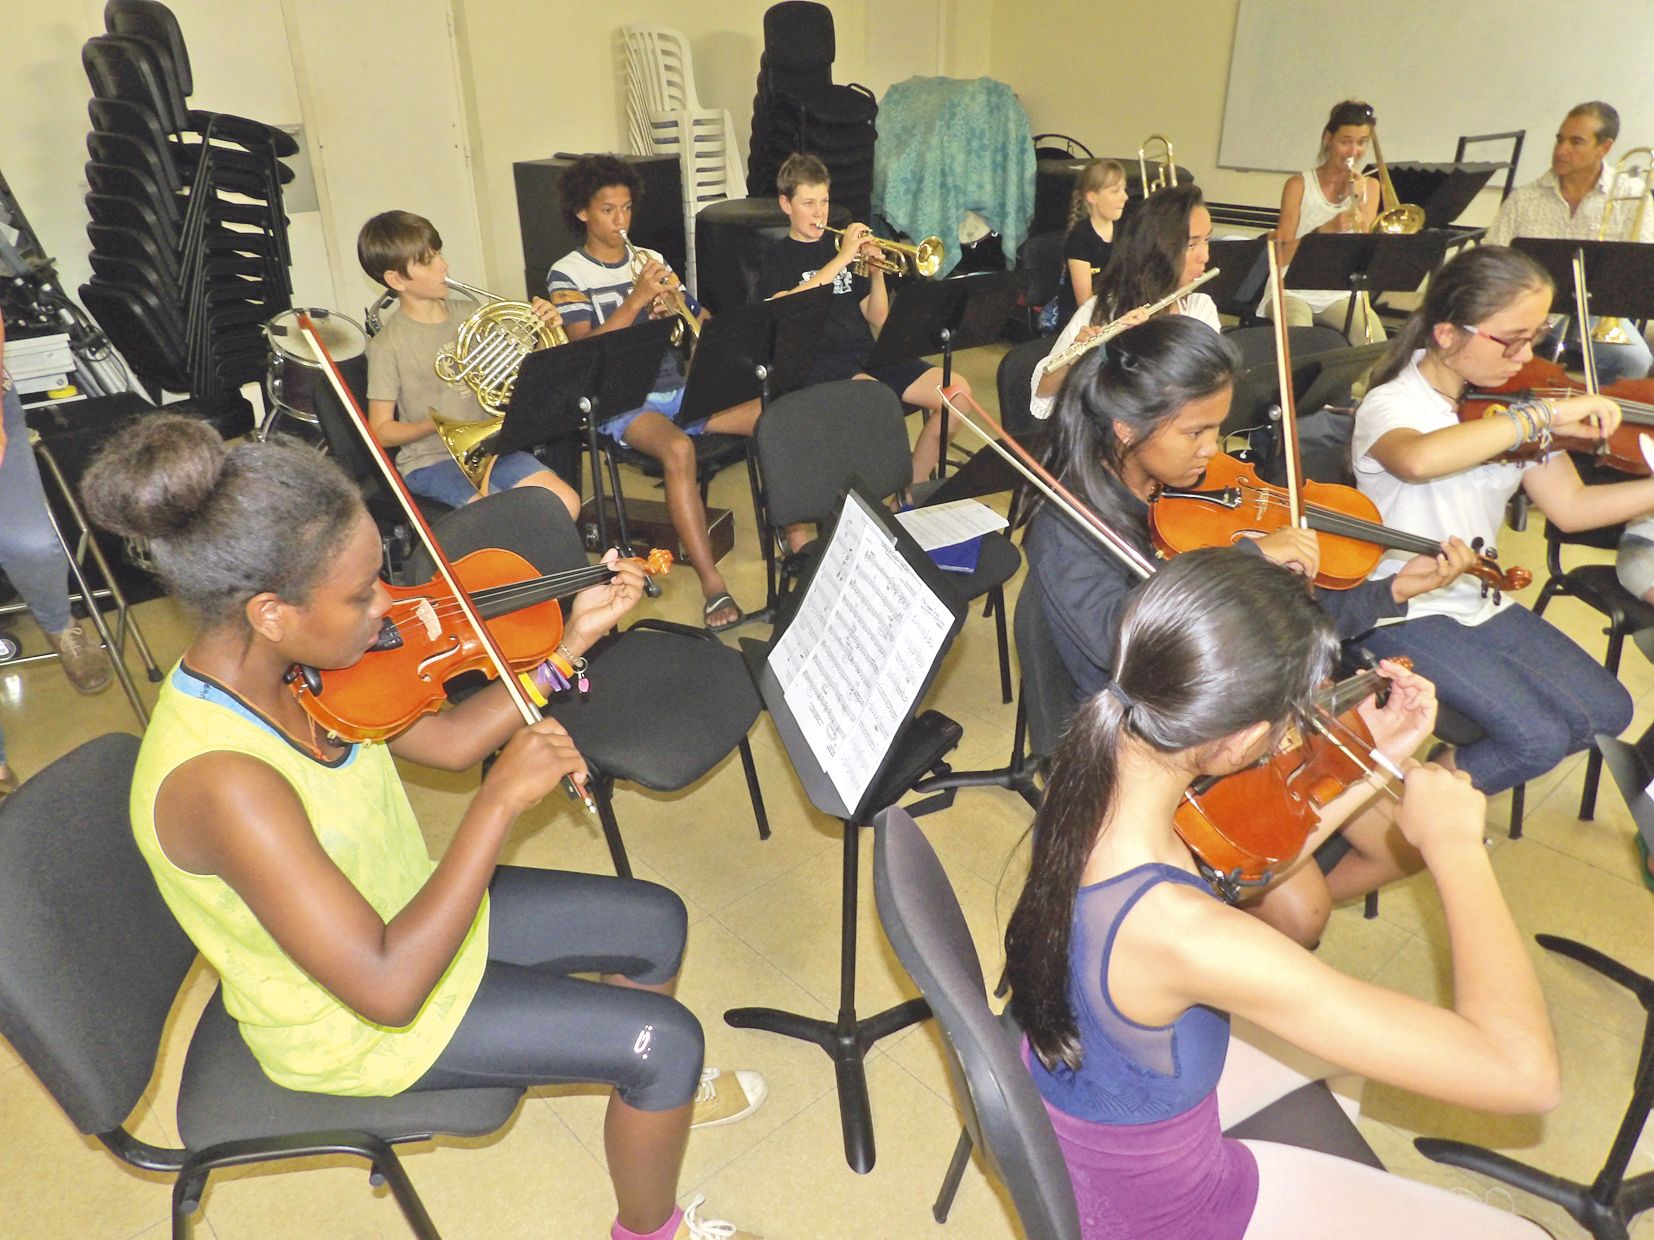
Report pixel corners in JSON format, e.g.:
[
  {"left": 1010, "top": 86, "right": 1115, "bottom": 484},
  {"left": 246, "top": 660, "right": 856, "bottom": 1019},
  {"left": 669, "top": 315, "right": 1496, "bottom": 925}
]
[
  {"left": 598, "top": 386, "right": 711, "bottom": 442},
  {"left": 405, "top": 450, "right": 545, "bottom": 508}
]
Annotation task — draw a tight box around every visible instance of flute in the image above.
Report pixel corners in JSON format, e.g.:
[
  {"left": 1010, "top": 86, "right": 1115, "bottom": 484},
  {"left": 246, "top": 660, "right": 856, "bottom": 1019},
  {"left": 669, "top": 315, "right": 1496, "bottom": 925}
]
[{"left": 1045, "top": 267, "right": 1221, "bottom": 371}]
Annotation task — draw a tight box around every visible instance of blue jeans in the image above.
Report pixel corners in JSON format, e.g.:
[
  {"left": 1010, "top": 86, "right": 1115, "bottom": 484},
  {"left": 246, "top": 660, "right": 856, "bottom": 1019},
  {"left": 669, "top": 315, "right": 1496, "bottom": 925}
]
[
  {"left": 1360, "top": 604, "right": 1633, "bottom": 794},
  {"left": 404, "top": 450, "right": 547, "bottom": 509},
  {"left": 0, "top": 387, "right": 72, "bottom": 635}
]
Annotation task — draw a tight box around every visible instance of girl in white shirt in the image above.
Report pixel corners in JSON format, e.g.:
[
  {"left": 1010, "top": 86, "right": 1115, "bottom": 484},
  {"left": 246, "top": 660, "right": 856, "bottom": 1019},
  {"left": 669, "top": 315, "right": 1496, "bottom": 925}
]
[
  {"left": 1032, "top": 183, "right": 1219, "bottom": 420},
  {"left": 1351, "top": 245, "right": 1654, "bottom": 793},
  {"left": 1264, "top": 100, "right": 1385, "bottom": 344}
]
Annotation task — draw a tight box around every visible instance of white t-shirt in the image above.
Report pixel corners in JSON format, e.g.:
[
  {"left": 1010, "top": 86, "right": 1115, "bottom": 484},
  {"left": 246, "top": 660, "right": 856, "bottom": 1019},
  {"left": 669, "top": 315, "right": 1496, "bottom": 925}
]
[
  {"left": 1259, "top": 169, "right": 1353, "bottom": 315},
  {"left": 1029, "top": 292, "right": 1222, "bottom": 421},
  {"left": 1351, "top": 351, "right": 1534, "bottom": 625}
]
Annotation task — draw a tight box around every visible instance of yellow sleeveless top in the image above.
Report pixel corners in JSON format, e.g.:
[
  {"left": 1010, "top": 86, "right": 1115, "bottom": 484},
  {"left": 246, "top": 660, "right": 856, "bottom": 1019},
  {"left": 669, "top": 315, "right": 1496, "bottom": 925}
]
[{"left": 131, "top": 663, "right": 488, "bottom": 1096}]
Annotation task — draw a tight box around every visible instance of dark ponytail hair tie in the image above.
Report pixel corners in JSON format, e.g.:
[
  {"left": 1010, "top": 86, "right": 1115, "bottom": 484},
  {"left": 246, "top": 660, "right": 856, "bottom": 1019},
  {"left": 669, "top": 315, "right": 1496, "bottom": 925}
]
[{"left": 1103, "top": 678, "right": 1137, "bottom": 711}]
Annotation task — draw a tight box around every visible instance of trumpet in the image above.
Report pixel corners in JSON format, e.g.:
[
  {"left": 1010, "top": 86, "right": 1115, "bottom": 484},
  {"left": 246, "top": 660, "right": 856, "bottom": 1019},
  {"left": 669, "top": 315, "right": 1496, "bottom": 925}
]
[
  {"left": 822, "top": 224, "right": 944, "bottom": 278},
  {"left": 1044, "top": 268, "right": 1220, "bottom": 370},
  {"left": 430, "top": 276, "right": 564, "bottom": 492},
  {"left": 619, "top": 229, "right": 700, "bottom": 356},
  {"left": 1591, "top": 146, "right": 1653, "bottom": 344},
  {"left": 1367, "top": 129, "right": 1425, "bottom": 235},
  {"left": 1138, "top": 134, "right": 1177, "bottom": 198}
]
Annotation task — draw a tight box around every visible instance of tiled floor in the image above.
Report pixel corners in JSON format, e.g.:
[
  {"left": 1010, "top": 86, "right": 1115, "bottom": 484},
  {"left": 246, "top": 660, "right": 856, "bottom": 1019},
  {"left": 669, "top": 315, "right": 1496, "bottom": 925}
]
[{"left": 3, "top": 346, "right": 1652, "bottom": 1238}]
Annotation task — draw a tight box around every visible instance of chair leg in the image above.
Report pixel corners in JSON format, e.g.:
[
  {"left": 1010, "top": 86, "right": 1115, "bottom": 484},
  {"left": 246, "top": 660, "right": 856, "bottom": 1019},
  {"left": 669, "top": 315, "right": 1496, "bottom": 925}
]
[
  {"left": 372, "top": 1144, "right": 444, "bottom": 1240},
  {"left": 1509, "top": 781, "right": 1526, "bottom": 840},
  {"left": 932, "top": 1126, "right": 974, "bottom": 1223},
  {"left": 591, "top": 776, "right": 633, "bottom": 878},
  {"left": 992, "top": 585, "right": 1012, "bottom": 705},
  {"left": 1363, "top": 891, "right": 1379, "bottom": 919},
  {"left": 738, "top": 738, "right": 771, "bottom": 841}
]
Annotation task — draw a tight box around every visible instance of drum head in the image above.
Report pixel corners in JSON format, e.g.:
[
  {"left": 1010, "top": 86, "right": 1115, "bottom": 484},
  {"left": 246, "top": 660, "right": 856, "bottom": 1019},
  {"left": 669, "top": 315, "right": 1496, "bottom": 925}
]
[{"left": 265, "top": 308, "right": 367, "bottom": 364}]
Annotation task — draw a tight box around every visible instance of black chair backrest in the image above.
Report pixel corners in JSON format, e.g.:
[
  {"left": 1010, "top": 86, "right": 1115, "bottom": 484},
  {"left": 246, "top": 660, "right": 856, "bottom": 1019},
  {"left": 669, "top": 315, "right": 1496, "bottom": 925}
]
[
  {"left": 1014, "top": 580, "right": 1081, "bottom": 760},
  {"left": 105, "top": 0, "right": 195, "bottom": 97},
  {"left": 997, "top": 336, "right": 1054, "bottom": 437},
  {"left": 406, "top": 487, "right": 587, "bottom": 581},
  {"left": 754, "top": 379, "right": 912, "bottom": 527},
  {"left": 1016, "top": 229, "right": 1067, "bottom": 311},
  {"left": 872, "top": 806, "right": 1080, "bottom": 1240},
  {"left": 0, "top": 733, "right": 198, "bottom": 1136},
  {"left": 763, "top": 1, "right": 836, "bottom": 77}
]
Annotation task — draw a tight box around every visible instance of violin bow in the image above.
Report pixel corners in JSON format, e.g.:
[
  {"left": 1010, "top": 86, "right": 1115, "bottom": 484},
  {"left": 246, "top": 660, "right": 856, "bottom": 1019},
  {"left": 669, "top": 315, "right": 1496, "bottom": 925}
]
[
  {"left": 936, "top": 387, "right": 1157, "bottom": 580},
  {"left": 1264, "top": 238, "right": 1307, "bottom": 528},
  {"left": 295, "top": 314, "right": 597, "bottom": 814}
]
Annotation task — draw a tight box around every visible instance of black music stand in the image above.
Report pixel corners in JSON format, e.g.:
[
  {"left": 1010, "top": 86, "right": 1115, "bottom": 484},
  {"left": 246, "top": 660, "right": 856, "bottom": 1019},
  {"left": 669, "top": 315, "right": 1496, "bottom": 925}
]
[
  {"left": 676, "top": 285, "right": 830, "bottom": 424},
  {"left": 496, "top": 319, "right": 674, "bottom": 559},
  {"left": 1384, "top": 163, "right": 1500, "bottom": 230},
  {"left": 864, "top": 270, "right": 1034, "bottom": 477},
  {"left": 1512, "top": 238, "right": 1654, "bottom": 324},
  {"left": 920, "top": 427, "right": 1049, "bottom": 506},
  {"left": 726, "top": 485, "right": 966, "bottom": 1174},
  {"left": 1201, "top": 238, "right": 1269, "bottom": 320},
  {"left": 1285, "top": 231, "right": 1452, "bottom": 339}
]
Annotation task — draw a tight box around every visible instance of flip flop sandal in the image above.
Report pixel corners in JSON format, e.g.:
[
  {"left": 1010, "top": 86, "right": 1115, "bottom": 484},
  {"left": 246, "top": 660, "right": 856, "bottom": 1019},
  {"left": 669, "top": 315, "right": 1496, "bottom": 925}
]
[{"left": 703, "top": 592, "right": 745, "bottom": 633}]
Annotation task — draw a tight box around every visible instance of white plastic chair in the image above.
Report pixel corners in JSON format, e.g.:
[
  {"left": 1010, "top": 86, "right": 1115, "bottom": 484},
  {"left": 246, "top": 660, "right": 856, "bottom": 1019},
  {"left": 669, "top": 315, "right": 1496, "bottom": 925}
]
[{"left": 622, "top": 24, "right": 741, "bottom": 293}]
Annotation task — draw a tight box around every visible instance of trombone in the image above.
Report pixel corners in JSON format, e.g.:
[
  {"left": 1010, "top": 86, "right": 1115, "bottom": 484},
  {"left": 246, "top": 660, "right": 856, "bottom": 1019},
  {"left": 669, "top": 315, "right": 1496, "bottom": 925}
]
[
  {"left": 1367, "top": 128, "right": 1424, "bottom": 235},
  {"left": 1138, "top": 134, "right": 1177, "bottom": 198},
  {"left": 822, "top": 224, "right": 944, "bottom": 278},
  {"left": 1591, "top": 146, "right": 1653, "bottom": 344},
  {"left": 430, "top": 276, "right": 564, "bottom": 492}
]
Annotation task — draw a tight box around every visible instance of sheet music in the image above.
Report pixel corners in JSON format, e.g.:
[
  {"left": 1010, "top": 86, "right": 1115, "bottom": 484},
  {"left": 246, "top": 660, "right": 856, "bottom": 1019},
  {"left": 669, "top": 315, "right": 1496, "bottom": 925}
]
[
  {"left": 769, "top": 496, "right": 956, "bottom": 811},
  {"left": 894, "top": 499, "right": 1008, "bottom": 551}
]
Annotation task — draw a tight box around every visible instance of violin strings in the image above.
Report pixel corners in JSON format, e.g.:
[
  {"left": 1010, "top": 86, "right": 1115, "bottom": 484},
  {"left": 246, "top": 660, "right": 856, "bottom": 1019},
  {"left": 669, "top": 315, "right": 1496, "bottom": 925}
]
[
  {"left": 380, "top": 565, "right": 619, "bottom": 634},
  {"left": 1220, "top": 484, "right": 1445, "bottom": 554}
]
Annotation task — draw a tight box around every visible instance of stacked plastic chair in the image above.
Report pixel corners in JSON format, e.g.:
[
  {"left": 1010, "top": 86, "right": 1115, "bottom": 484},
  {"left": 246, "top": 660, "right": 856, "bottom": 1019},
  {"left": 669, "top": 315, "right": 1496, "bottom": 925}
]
[
  {"left": 745, "top": 2, "right": 877, "bottom": 222},
  {"left": 79, "top": 0, "right": 296, "bottom": 402},
  {"left": 622, "top": 25, "right": 741, "bottom": 295}
]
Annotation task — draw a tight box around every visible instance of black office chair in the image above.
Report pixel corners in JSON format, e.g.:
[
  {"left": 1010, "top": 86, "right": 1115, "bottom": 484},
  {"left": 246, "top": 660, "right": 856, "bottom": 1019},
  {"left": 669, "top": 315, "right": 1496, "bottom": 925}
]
[
  {"left": 1413, "top": 730, "right": 1654, "bottom": 1240},
  {"left": 1530, "top": 503, "right": 1654, "bottom": 821},
  {"left": 407, "top": 489, "right": 769, "bottom": 878},
  {"left": 871, "top": 803, "right": 1386, "bottom": 1236},
  {"left": 996, "top": 336, "right": 1054, "bottom": 438},
  {"left": 0, "top": 734, "right": 524, "bottom": 1239},
  {"left": 750, "top": 379, "right": 1020, "bottom": 701}
]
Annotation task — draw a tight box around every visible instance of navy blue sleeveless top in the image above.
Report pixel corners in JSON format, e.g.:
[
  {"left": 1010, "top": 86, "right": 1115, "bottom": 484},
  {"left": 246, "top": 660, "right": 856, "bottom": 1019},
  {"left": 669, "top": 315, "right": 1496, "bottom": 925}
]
[{"left": 1029, "top": 863, "right": 1232, "bottom": 1123}]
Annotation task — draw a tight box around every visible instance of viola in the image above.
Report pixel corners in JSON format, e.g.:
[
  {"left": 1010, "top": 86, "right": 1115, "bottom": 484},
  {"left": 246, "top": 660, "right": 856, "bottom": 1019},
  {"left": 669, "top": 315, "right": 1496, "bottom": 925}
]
[
  {"left": 1458, "top": 356, "right": 1654, "bottom": 475},
  {"left": 1150, "top": 453, "right": 1531, "bottom": 597},
  {"left": 936, "top": 386, "right": 1409, "bottom": 897},
  {"left": 287, "top": 547, "right": 672, "bottom": 743}
]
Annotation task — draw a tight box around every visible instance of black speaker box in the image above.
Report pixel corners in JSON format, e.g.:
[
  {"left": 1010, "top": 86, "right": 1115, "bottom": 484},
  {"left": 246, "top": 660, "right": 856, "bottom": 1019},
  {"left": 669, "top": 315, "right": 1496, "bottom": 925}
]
[{"left": 514, "top": 153, "right": 685, "bottom": 301}]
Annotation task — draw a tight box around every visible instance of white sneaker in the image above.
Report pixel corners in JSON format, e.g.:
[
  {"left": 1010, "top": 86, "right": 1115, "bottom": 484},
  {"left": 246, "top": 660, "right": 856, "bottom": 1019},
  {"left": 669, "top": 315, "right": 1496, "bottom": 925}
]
[{"left": 689, "top": 1066, "right": 767, "bottom": 1130}]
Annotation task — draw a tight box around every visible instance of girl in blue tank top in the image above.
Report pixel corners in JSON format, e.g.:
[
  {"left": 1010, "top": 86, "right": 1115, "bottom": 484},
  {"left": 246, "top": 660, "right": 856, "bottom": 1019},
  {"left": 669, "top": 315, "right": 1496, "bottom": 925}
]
[{"left": 1005, "top": 549, "right": 1560, "bottom": 1239}]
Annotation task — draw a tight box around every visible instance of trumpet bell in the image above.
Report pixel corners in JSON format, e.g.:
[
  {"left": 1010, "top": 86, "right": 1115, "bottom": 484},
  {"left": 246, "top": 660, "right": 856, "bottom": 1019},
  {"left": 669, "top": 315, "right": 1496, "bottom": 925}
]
[{"left": 911, "top": 236, "right": 944, "bottom": 278}]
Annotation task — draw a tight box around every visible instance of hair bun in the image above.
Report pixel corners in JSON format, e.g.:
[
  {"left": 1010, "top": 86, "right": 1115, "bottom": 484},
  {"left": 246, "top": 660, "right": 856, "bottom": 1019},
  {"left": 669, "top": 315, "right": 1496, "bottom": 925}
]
[{"left": 81, "top": 413, "right": 229, "bottom": 541}]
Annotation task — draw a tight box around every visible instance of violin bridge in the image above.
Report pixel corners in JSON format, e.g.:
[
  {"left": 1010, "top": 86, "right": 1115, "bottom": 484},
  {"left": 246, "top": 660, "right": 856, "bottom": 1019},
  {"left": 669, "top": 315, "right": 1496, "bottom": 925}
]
[{"left": 413, "top": 598, "right": 441, "bottom": 641}]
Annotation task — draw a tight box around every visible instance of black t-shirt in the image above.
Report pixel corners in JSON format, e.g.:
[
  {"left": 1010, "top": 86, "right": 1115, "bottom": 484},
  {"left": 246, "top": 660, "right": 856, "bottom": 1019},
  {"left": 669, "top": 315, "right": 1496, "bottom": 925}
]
[
  {"left": 756, "top": 235, "right": 873, "bottom": 383},
  {"left": 1057, "top": 224, "right": 1113, "bottom": 325}
]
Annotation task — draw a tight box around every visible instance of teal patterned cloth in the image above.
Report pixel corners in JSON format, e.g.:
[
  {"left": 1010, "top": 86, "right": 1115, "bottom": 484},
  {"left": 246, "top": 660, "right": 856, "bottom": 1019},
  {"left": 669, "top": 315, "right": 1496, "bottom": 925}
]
[{"left": 872, "top": 76, "right": 1036, "bottom": 277}]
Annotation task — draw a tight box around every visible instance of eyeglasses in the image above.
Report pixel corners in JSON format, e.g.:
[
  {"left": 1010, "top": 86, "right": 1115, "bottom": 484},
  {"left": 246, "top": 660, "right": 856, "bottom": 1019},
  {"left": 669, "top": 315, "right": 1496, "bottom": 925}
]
[{"left": 1458, "top": 324, "right": 1543, "bottom": 359}]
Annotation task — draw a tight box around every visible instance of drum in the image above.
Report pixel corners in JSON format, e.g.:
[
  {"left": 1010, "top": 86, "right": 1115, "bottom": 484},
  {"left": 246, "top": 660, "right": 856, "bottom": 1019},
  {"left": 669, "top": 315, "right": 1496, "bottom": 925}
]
[{"left": 262, "top": 308, "right": 367, "bottom": 438}]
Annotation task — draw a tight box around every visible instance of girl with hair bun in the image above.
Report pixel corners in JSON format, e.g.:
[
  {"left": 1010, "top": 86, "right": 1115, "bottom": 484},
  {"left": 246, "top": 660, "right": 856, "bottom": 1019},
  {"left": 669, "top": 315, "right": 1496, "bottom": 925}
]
[
  {"left": 81, "top": 415, "right": 763, "bottom": 1240},
  {"left": 1024, "top": 316, "right": 1478, "bottom": 946},
  {"left": 1352, "top": 244, "right": 1652, "bottom": 797},
  {"left": 1006, "top": 548, "right": 1558, "bottom": 1240}
]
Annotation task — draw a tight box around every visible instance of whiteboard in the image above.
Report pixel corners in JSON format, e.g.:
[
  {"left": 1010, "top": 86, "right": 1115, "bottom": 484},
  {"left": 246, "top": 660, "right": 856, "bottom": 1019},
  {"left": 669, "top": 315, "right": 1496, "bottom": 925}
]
[{"left": 1218, "top": 0, "right": 1654, "bottom": 178}]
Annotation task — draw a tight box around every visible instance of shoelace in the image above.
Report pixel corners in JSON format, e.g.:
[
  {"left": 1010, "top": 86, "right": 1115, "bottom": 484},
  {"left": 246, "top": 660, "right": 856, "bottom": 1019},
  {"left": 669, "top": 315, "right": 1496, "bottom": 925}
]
[
  {"left": 57, "top": 626, "right": 89, "bottom": 658},
  {"left": 680, "top": 1194, "right": 738, "bottom": 1240},
  {"left": 694, "top": 1067, "right": 720, "bottom": 1104}
]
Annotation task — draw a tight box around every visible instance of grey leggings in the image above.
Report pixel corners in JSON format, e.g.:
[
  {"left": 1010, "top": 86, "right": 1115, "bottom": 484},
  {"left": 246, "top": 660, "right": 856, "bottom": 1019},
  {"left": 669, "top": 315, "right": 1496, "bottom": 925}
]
[
  {"left": 407, "top": 865, "right": 704, "bottom": 1112},
  {"left": 0, "top": 387, "right": 72, "bottom": 635}
]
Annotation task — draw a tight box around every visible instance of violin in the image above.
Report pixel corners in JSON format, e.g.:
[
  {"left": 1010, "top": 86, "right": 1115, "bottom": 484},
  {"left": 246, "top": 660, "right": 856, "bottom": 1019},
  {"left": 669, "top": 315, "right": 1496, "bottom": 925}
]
[
  {"left": 287, "top": 547, "right": 672, "bottom": 743},
  {"left": 1458, "top": 356, "right": 1654, "bottom": 475},
  {"left": 1174, "top": 661, "right": 1404, "bottom": 900},
  {"left": 1458, "top": 247, "right": 1654, "bottom": 476},
  {"left": 1150, "top": 453, "right": 1531, "bottom": 596},
  {"left": 936, "top": 386, "right": 1408, "bottom": 899},
  {"left": 290, "top": 313, "right": 612, "bottom": 812}
]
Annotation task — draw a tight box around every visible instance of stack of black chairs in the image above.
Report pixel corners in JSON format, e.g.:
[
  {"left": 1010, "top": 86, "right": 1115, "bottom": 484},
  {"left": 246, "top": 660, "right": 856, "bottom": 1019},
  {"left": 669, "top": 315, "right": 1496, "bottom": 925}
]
[
  {"left": 745, "top": 1, "right": 877, "bottom": 222},
  {"left": 79, "top": 0, "right": 296, "bottom": 403}
]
